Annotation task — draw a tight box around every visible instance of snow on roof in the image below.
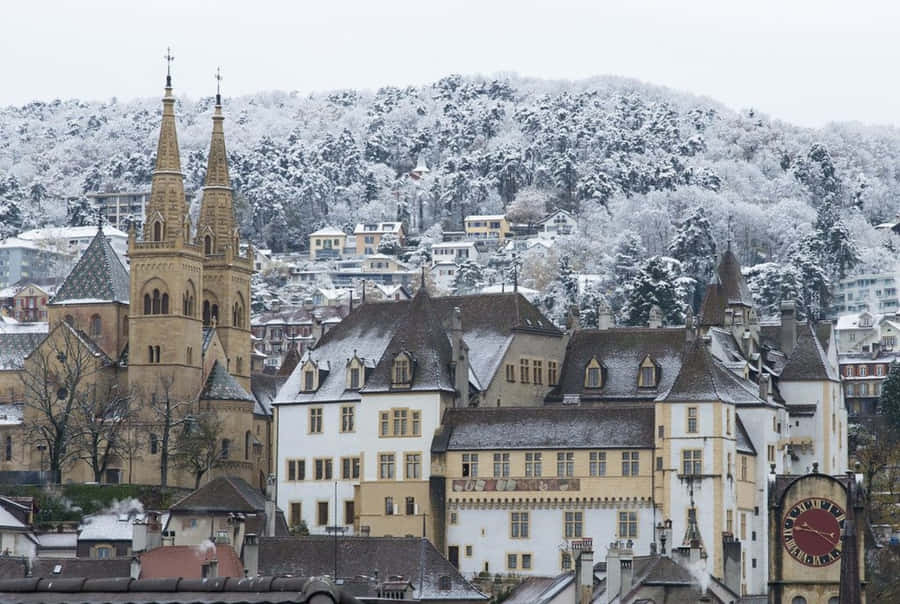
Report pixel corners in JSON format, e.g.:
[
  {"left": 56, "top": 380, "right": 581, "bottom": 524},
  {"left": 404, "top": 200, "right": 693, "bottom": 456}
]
[
  {"left": 432, "top": 241, "right": 477, "bottom": 249},
  {"left": 0, "top": 506, "right": 28, "bottom": 530},
  {"left": 38, "top": 532, "right": 78, "bottom": 549},
  {"left": 464, "top": 215, "right": 506, "bottom": 221},
  {"left": 19, "top": 226, "right": 128, "bottom": 241},
  {"left": 0, "top": 403, "right": 24, "bottom": 425},
  {"left": 78, "top": 510, "right": 145, "bottom": 542},
  {"left": 835, "top": 312, "right": 883, "bottom": 330},
  {"left": 352, "top": 222, "right": 403, "bottom": 235},
  {"left": 309, "top": 226, "right": 346, "bottom": 237}
]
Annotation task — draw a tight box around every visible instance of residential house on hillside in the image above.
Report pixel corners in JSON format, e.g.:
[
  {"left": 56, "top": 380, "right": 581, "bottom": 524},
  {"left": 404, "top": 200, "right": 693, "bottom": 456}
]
[
  {"left": 463, "top": 215, "right": 510, "bottom": 244},
  {"left": 431, "top": 241, "right": 479, "bottom": 266},
  {"left": 536, "top": 209, "right": 577, "bottom": 239},
  {"left": 833, "top": 310, "right": 900, "bottom": 420},
  {"left": 308, "top": 227, "right": 347, "bottom": 261},
  {"left": 353, "top": 222, "right": 405, "bottom": 256},
  {"left": 0, "top": 278, "right": 61, "bottom": 323}
]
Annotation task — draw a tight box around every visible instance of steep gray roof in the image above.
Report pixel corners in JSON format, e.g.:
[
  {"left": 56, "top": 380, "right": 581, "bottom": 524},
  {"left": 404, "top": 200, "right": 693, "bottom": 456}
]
[
  {"left": 546, "top": 328, "right": 686, "bottom": 402},
  {"left": 362, "top": 290, "right": 455, "bottom": 393},
  {"left": 258, "top": 536, "right": 487, "bottom": 601},
  {"left": 780, "top": 324, "right": 839, "bottom": 382},
  {"left": 169, "top": 476, "right": 265, "bottom": 513},
  {"left": 735, "top": 413, "right": 757, "bottom": 455},
  {"left": 200, "top": 360, "right": 255, "bottom": 402},
  {"left": 275, "top": 292, "right": 558, "bottom": 405},
  {"left": 432, "top": 406, "right": 655, "bottom": 452},
  {"left": 51, "top": 227, "right": 130, "bottom": 305},
  {"left": 658, "top": 339, "right": 763, "bottom": 405},
  {"left": 716, "top": 249, "right": 753, "bottom": 306}
]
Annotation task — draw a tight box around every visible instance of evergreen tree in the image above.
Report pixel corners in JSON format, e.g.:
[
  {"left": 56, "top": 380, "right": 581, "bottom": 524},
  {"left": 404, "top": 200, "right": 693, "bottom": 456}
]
[
  {"left": 620, "top": 256, "right": 693, "bottom": 326},
  {"left": 668, "top": 205, "right": 717, "bottom": 311},
  {"left": 66, "top": 196, "right": 94, "bottom": 227},
  {"left": 377, "top": 233, "right": 401, "bottom": 255},
  {"left": 878, "top": 362, "right": 900, "bottom": 439},
  {"left": 815, "top": 200, "right": 859, "bottom": 280},
  {"left": 744, "top": 262, "right": 802, "bottom": 318},
  {"left": 451, "top": 260, "right": 484, "bottom": 295}
]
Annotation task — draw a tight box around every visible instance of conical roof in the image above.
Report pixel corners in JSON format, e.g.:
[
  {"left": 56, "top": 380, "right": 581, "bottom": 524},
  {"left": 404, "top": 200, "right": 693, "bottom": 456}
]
[
  {"left": 201, "top": 360, "right": 254, "bottom": 402},
  {"left": 52, "top": 227, "right": 130, "bottom": 305},
  {"left": 144, "top": 79, "right": 188, "bottom": 242},
  {"left": 716, "top": 249, "right": 753, "bottom": 306},
  {"left": 197, "top": 96, "right": 236, "bottom": 254}
]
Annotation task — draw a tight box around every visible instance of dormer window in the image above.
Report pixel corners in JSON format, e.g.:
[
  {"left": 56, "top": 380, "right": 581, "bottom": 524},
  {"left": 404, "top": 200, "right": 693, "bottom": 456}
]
[
  {"left": 584, "top": 357, "right": 605, "bottom": 389},
  {"left": 301, "top": 359, "right": 319, "bottom": 392},
  {"left": 392, "top": 352, "right": 413, "bottom": 387},
  {"left": 347, "top": 355, "right": 365, "bottom": 390},
  {"left": 638, "top": 355, "right": 659, "bottom": 388}
]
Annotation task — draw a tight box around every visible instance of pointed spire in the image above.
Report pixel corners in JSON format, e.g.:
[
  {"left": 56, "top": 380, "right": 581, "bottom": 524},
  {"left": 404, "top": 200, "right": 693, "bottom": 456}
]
[
  {"left": 144, "top": 49, "right": 187, "bottom": 242},
  {"left": 197, "top": 67, "right": 235, "bottom": 254}
]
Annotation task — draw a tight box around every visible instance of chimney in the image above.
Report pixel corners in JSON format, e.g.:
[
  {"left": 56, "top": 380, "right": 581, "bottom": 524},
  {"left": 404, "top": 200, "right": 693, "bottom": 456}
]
[
  {"left": 780, "top": 300, "right": 796, "bottom": 355},
  {"left": 648, "top": 305, "right": 663, "bottom": 329},
  {"left": 597, "top": 302, "right": 613, "bottom": 330},
  {"left": 130, "top": 555, "right": 141, "bottom": 580},
  {"left": 450, "top": 307, "right": 469, "bottom": 407},
  {"left": 132, "top": 520, "right": 148, "bottom": 553},
  {"left": 603, "top": 542, "right": 621, "bottom": 604},
  {"left": 574, "top": 542, "right": 594, "bottom": 604},
  {"left": 657, "top": 519, "right": 672, "bottom": 556},
  {"left": 685, "top": 307, "right": 696, "bottom": 343},
  {"left": 206, "top": 558, "right": 218, "bottom": 579},
  {"left": 265, "top": 474, "right": 277, "bottom": 537},
  {"left": 741, "top": 329, "right": 752, "bottom": 359},
  {"left": 620, "top": 541, "right": 634, "bottom": 596},
  {"left": 243, "top": 533, "right": 259, "bottom": 577},
  {"left": 758, "top": 372, "right": 769, "bottom": 402},
  {"left": 722, "top": 535, "right": 742, "bottom": 596}
]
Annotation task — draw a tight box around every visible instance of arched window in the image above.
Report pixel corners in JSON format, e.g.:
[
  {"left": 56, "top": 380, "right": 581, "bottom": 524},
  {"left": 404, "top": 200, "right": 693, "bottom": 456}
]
[
  {"left": 233, "top": 303, "right": 238, "bottom": 327},
  {"left": 149, "top": 433, "right": 158, "bottom": 455},
  {"left": 245, "top": 430, "right": 251, "bottom": 460},
  {"left": 204, "top": 235, "right": 212, "bottom": 255},
  {"left": 5, "top": 435, "right": 11, "bottom": 461},
  {"left": 791, "top": 597, "right": 807, "bottom": 604},
  {"left": 236, "top": 357, "right": 243, "bottom": 374},
  {"left": 392, "top": 352, "right": 413, "bottom": 387},
  {"left": 152, "top": 289, "right": 161, "bottom": 314},
  {"left": 186, "top": 347, "right": 193, "bottom": 365},
  {"left": 64, "top": 314, "right": 74, "bottom": 325},
  {"left": 183, "top": 292, "right": 189, "bottom": 315},
  {"left": 153, "top": 221, "right": 162, "bottom": 241},
  {"left": 148, "top": 346, "right": 154, "bottom": 363},
  {"left": 161, "top": 293, "right": 169, "bottom": 314},
  {"left": 144, "top": 294, "right": 152, "bottom": 315},
  {"left": 211, "top": 304, "right": 219, "bottom": 324},
  {"left": 203, "top": 300, "right": 211, "bottom": 326},
  {"left": 89, "top": 314, "right": 101, "bottom": 337},
  {"left": 154, "top": 346, "right": 160, "bottom": 363},
  {"left": 221, "top": 439, "right": 231, "bottom": 459}
]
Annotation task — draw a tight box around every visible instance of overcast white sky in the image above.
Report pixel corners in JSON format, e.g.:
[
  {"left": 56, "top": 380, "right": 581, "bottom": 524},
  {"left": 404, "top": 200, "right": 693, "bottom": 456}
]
[{"left": 3, "top": 0, "right": 899, "bottom": 128}]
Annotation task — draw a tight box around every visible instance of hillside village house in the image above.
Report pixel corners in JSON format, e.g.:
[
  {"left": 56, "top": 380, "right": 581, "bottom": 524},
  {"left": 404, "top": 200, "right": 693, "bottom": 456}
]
[
  {"left": 536, "top": 208, "right": 577, "bottom": 239},
  {"left": 834, "top": 310, "right": 900, "bottom": 419},
  {"left": 463, "top": 215, "right": 510, "bottom": 243},
  {"left": 308, "top": 227, "right": 347, "bottom": 261},
  {"left": 431, "top": 241, "right": 479, "bottom": 266},
  {"left": 273, "top": 247, "right": 847, "bottom": 598},
  {"left": 353, "top": 222, "right": 405, "bottom": 256}
]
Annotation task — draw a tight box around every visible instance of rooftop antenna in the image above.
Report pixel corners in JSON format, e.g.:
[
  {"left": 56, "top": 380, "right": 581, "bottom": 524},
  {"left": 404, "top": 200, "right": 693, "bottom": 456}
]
[
  {"left": 214, "top": 66, "right": 223, "bottom": 106},
  {"left": 164, "top": 47, "right": 175, "bottom": 88}
]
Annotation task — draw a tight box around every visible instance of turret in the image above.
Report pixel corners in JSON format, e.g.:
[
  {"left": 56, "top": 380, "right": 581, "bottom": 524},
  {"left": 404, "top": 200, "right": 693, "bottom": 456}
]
[{"left": 197, "top": 68, "right": 236, "bottom": 255}]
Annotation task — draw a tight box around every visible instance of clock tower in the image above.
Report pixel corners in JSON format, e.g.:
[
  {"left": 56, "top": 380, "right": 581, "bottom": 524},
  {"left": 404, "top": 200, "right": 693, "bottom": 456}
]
[{"left": 768, "top": 468, "right": 866, "bottom": 603}]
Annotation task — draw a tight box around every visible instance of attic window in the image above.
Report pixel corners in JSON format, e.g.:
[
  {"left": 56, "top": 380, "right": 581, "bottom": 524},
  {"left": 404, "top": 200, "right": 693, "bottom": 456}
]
[
  {"left": 638, "top": 355, "right": 659, "bottom": 388},
  {"left": 392, "top": 352, "right": 413, "bottom": 387},
  {"left": 301, "top": 360, "right": 318, "bottom": 392},
  {"left": 584, "top": 357, "right": 604, "bottom": 389}
]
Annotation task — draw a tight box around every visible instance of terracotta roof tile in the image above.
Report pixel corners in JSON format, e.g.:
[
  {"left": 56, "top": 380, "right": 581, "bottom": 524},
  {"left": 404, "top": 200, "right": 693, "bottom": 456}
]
[{"left": 139, "top": 544, "right": 242, "bottom": 579}]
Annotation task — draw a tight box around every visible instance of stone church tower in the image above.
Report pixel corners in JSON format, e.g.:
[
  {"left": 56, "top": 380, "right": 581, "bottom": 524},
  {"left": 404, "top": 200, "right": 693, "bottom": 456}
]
[
  {"left": 196, "top": 81, "right": 253, "bottom": 390},
  {"left": 127, "top": 70, "right": 205, "bottom": 403}
]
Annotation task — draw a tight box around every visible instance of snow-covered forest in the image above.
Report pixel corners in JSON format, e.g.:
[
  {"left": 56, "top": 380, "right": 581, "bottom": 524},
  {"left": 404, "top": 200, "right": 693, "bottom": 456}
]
[{"left": 1, "top": 74, "right": 899, "bottom": 321}]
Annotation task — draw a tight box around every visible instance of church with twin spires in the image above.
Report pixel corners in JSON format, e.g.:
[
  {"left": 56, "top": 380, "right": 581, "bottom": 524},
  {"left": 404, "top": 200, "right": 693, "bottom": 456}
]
[{"left": 3, "top": 66, "right": 269, "bottom": 488}]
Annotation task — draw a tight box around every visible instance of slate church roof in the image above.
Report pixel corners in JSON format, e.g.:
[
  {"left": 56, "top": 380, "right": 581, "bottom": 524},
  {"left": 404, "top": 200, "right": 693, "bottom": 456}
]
[
  {"left": 51, "top": 227, "right": 130, "bottom": 305},
  {"left": 201, "top": 360, "right": 255, "bottom": 402}
]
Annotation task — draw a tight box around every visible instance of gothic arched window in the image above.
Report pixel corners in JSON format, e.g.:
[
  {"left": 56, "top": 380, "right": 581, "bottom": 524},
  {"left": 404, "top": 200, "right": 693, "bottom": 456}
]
[
  {"left": 203, "top": 300, "right": 211, "bottom": 326},
  {"left": 161, "top": 293, "right": 169, "bottom": 314},
  {"left": 89, "top": 314, "right": 102, "bottom": 337},
  {"left": 152, "top": 289, "right": 161, "bottom": 314},
  {"left": 153, "top": 221, "right": 162, "bottom": 241},
  {"left": 144, "top": 294, "right": 151, "bottom": 315},
  {"left": 204, "top": 235, "right": 212, "bottom": 255}
]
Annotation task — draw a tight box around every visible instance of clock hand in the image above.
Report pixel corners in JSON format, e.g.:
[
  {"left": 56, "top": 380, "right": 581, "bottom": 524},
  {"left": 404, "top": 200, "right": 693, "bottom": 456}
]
[{"left": 795, "top": 522, "right": 838, "bottom": 546}]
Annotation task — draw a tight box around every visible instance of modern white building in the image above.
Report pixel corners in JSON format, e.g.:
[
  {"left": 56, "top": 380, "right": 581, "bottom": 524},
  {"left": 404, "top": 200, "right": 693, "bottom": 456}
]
[
  {"left": 431, "top": 242, "right": 479, "bottom": 266},
  {"left": 17, "top": 226, "right": 128, "bottom": 259},
  {"left": 831, "top": 271, "right": 899, "bottom": 315}
]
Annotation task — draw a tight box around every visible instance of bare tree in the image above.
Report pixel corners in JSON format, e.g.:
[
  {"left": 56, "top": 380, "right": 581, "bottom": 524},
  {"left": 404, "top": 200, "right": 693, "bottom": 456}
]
[
  {"left": 117, "top": 419, "right": 145, "bottom": 484},
  {"left": 146, "top": 375, "right": 192, "bottom": 488},
  {"left": 72, "top": 380, "right": 135, "bottom": 483},
  {"left": 173, "top": 409, "right": 226, "bottom": 489},
  {"left": 20, "top": 322, "right": 110, "bottom": 480}
]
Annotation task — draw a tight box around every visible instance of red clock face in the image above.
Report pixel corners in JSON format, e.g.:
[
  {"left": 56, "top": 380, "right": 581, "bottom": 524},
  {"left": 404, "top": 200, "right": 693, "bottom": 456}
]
[{"left": 782, "top": 498, "right": 845, "bottom": 567}]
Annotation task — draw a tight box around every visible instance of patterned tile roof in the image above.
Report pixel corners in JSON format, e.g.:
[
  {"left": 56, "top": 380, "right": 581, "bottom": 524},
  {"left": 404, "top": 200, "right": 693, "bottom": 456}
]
[
  {"left": 51, "top": 227, "right": 130, "bottom": 305},
  {"left": 200, "top": 361, "right": 255, "bottom": 402},
  {"left": 0, "top": 332, "right": 47, "bottom": 370}
]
